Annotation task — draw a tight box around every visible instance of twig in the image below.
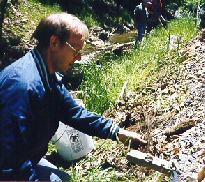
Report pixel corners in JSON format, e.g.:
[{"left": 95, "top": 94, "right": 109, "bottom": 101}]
[{"left": 117, "top": 80, "right": 128, "bottom": 102}]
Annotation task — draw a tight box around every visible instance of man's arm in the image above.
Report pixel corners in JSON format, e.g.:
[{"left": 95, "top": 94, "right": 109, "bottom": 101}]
[{"left": 57, "top": 84, "right": 147, "bottom": 145}]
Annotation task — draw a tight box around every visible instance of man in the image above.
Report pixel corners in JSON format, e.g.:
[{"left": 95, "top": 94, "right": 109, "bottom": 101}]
[
  {"left": 199, "top": 3, "right": 205, "bottom": 29},
  {"left": 146, "top": 0, "right": 167, "bottom": 32},
  {"left": 134, "top": 0, "right": 148, "bottom": 45},
  {"left": 0, "top": 13, "right": 147, "bottom": 181}
]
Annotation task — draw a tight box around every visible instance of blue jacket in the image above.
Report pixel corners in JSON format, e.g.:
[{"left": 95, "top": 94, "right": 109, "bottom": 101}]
[
  {"left": 0, "top": 49, "right": 119, "bottom": 180},
  {"left": 134, "top": 3, "right": 148, "bottom": 24}
]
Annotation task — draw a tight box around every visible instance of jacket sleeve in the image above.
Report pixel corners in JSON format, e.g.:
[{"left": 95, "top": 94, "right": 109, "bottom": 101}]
[
  {"left": 57, "top": 85, "right": 119, "bottom": 140},
  {"left": 0, "top": 75, "right": 38, "bottom": 181}
]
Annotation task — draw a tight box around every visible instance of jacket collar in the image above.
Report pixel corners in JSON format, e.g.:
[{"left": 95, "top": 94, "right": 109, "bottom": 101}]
[{"left": 31, "top": 48, "right": 52, "bottom": 92}]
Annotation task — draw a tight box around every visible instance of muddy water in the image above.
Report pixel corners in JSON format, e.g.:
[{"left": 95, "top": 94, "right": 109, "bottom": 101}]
[
  {"left": 82, "top": 43, "right": 96, "bottom": 55},
  {"left": 83, "top": 30, "right": 136, "bottom": 55},
  {"left": 109, "top": 30, "right": 136, "bottom": 44}
]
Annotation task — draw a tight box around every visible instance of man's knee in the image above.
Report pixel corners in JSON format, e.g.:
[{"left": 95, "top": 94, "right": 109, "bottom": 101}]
[{"left": 36, "top": 159, "right": 71, "bottom": 181}]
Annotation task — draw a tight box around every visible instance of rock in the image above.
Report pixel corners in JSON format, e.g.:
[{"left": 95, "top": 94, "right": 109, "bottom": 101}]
[
  {"left": 197, "top": 166, "right": 205, "bottom": 182},
  {"left": 99, "top": 31, "right": 110, "bottom": 41},
  {"left": 127, "top": 150, "right": 174, "bottom": 175},
  {"left": 115, "top": 25, "right": 129, "bottom": 34},
  {"left": 113, "top": 46, "right": 124, "bottom": 56},
  {"left": 168, "top": 35, "right": 183, "bottom": 50}
]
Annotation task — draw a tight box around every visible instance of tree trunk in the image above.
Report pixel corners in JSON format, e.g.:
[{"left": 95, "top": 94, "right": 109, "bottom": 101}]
[{"left": 0, "top": 0, "right": 8, "bottom": 39}]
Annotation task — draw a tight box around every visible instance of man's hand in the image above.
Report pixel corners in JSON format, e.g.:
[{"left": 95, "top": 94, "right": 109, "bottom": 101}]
[{"left": 117, "top": 128, "right": 147, "bottom": 147}]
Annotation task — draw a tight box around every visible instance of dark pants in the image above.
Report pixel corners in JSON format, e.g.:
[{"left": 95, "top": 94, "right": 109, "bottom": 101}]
[{"left": 135, "top": 22, "right": 146, "bottom": 45}]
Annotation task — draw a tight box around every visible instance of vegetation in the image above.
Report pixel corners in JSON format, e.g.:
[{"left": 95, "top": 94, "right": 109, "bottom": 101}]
[
  {"left": 0, "top": 0, "right": 8, "bottom": 38},
  {"left": 0, "top": 0, "right": 201, "bottom": 42},
  {"left": 185, "top": 0, "right": 205, "bottom": 6},
  {"left": 166, "top": 0, "right": 205, "bottom": 7},
  {"left": 3, "top": 0, "right": 61, "bottom": 42},
  {"left": 57, "top": 17, "right": 198, "bottom": 181},
  {"left": 80, "top": 17, "right": 198, "bottom": 114}
]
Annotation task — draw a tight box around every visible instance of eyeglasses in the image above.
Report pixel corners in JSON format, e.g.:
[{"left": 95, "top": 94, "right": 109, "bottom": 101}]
[{"left": 65, "top": 41, "right": 82, "bottom": 57}]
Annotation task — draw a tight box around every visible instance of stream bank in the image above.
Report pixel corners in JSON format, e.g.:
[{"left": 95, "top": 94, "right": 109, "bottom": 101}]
[{"left": 102, "top": 29, "right": 205, "bottom": 181}]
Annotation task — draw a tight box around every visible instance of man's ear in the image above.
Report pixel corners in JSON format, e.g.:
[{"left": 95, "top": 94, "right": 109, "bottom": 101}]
[{"left": 49, "top": 35, "right": 59, "bottom": 50}]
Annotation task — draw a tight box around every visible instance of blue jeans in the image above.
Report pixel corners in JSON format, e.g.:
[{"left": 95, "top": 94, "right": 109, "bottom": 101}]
[
  {"left": 36, "top": 158, "right": 70, "bottom": 181},
  {"left": 135, "top": 22, "right": 146, "bottom": 45}
]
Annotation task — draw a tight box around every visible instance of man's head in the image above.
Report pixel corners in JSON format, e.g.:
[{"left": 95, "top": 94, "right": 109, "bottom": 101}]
[{"left": 32, "top": 13, "right": 89, "bottom": 73}]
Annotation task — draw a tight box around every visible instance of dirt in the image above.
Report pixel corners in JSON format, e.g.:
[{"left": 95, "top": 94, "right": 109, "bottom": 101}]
[{"left": 98, "top": 29, "right": 205, "bottom": 181}]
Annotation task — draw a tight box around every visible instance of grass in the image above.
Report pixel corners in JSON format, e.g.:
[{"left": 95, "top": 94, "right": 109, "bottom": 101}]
[
  {"left": 63, "top": 138, "right": 132, "bottom": 182},
  {"left": 79, "top": 17, "right": 198, "bottom": 114},
  {"left": 3, "top": 0, "right": 136, "bottom": 43},
  {"left": 77, "top": 8, "right": 101, "bottom": 28},
  {"left": 4, "top": 0, "right": 61, "bottom": 42},
  {"left": 4, "top": 0, "right": 100, "bottom": 43}
]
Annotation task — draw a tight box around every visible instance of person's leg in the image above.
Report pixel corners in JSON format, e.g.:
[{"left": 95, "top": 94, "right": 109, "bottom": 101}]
[
  {"left": 135, "top": 22, "right": 146, "bottom": 46},
  {"left": 36, "top": 158, "right": 71, "bottom": 181},
  {"left": 138, "top": 24, "right": 144, "bottom": 41}
]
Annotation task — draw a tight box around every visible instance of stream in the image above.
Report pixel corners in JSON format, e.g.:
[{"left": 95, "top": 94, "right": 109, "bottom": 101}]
[{"left": 77, "top": 29, "right": 136, "bottom": 64}]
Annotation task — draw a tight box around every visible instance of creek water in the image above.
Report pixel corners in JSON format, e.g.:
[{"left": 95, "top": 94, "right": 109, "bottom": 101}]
[
  {"left": 82, "top": 30, "right": 136, "bottom": 56},
  {"left": 109, "top": 30, "right": 136, "bottom": 44}
]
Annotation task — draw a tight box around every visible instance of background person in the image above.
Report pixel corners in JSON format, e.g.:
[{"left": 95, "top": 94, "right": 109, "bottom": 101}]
[
  {"left": 146, "top": 0, "right": 167, "bottom": 33},
  {"left": 0, "top": 13, "right": 147, "bottom": 181},
  {"left": 133, "top": 0, "right": 149, "bottom": 45}
]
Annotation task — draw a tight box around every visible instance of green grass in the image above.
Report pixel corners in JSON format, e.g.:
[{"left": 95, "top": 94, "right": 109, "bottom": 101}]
[
  {"left": 4, "top": 0, "right": 61, "bottom": 43},
  {"left": 4, "top": 0, "right": 100, "bottom": 43},
  {"left": 80, "top": 17, "right": 198, "bottom": 114},
  {"left": 4, "top": 0, "right": 135, "bottom": 42},
  {"left": 77, "top": 8, "right": 101, "bottom": 27},
  {"left": 4, "top": 2, "right": 200, "bottom": 180}
]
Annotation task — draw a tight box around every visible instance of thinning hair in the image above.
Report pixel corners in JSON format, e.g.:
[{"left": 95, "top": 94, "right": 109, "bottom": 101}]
[{"left": 32, "top": 13, "right": 89, "bottom": 48}]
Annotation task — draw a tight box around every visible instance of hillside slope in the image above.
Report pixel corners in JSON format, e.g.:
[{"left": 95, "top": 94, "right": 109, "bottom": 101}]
[{"left": 102, "top": 29, "right": 205, "bottom": 181}]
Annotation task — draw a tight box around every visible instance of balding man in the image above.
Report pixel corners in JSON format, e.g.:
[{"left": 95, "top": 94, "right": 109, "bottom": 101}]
[{"left": 0, "top": 13, "right": 147, "bottom": 181}]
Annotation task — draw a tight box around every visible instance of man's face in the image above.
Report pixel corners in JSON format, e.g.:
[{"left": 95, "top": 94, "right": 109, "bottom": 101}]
[{"left": 50, "top": 32, "right": 85, "bottom": 72}]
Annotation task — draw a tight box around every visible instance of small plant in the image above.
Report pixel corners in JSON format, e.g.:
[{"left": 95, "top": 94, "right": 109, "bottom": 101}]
[{"left": 185, "top": 0, "right": 205, "bottom": 7}]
